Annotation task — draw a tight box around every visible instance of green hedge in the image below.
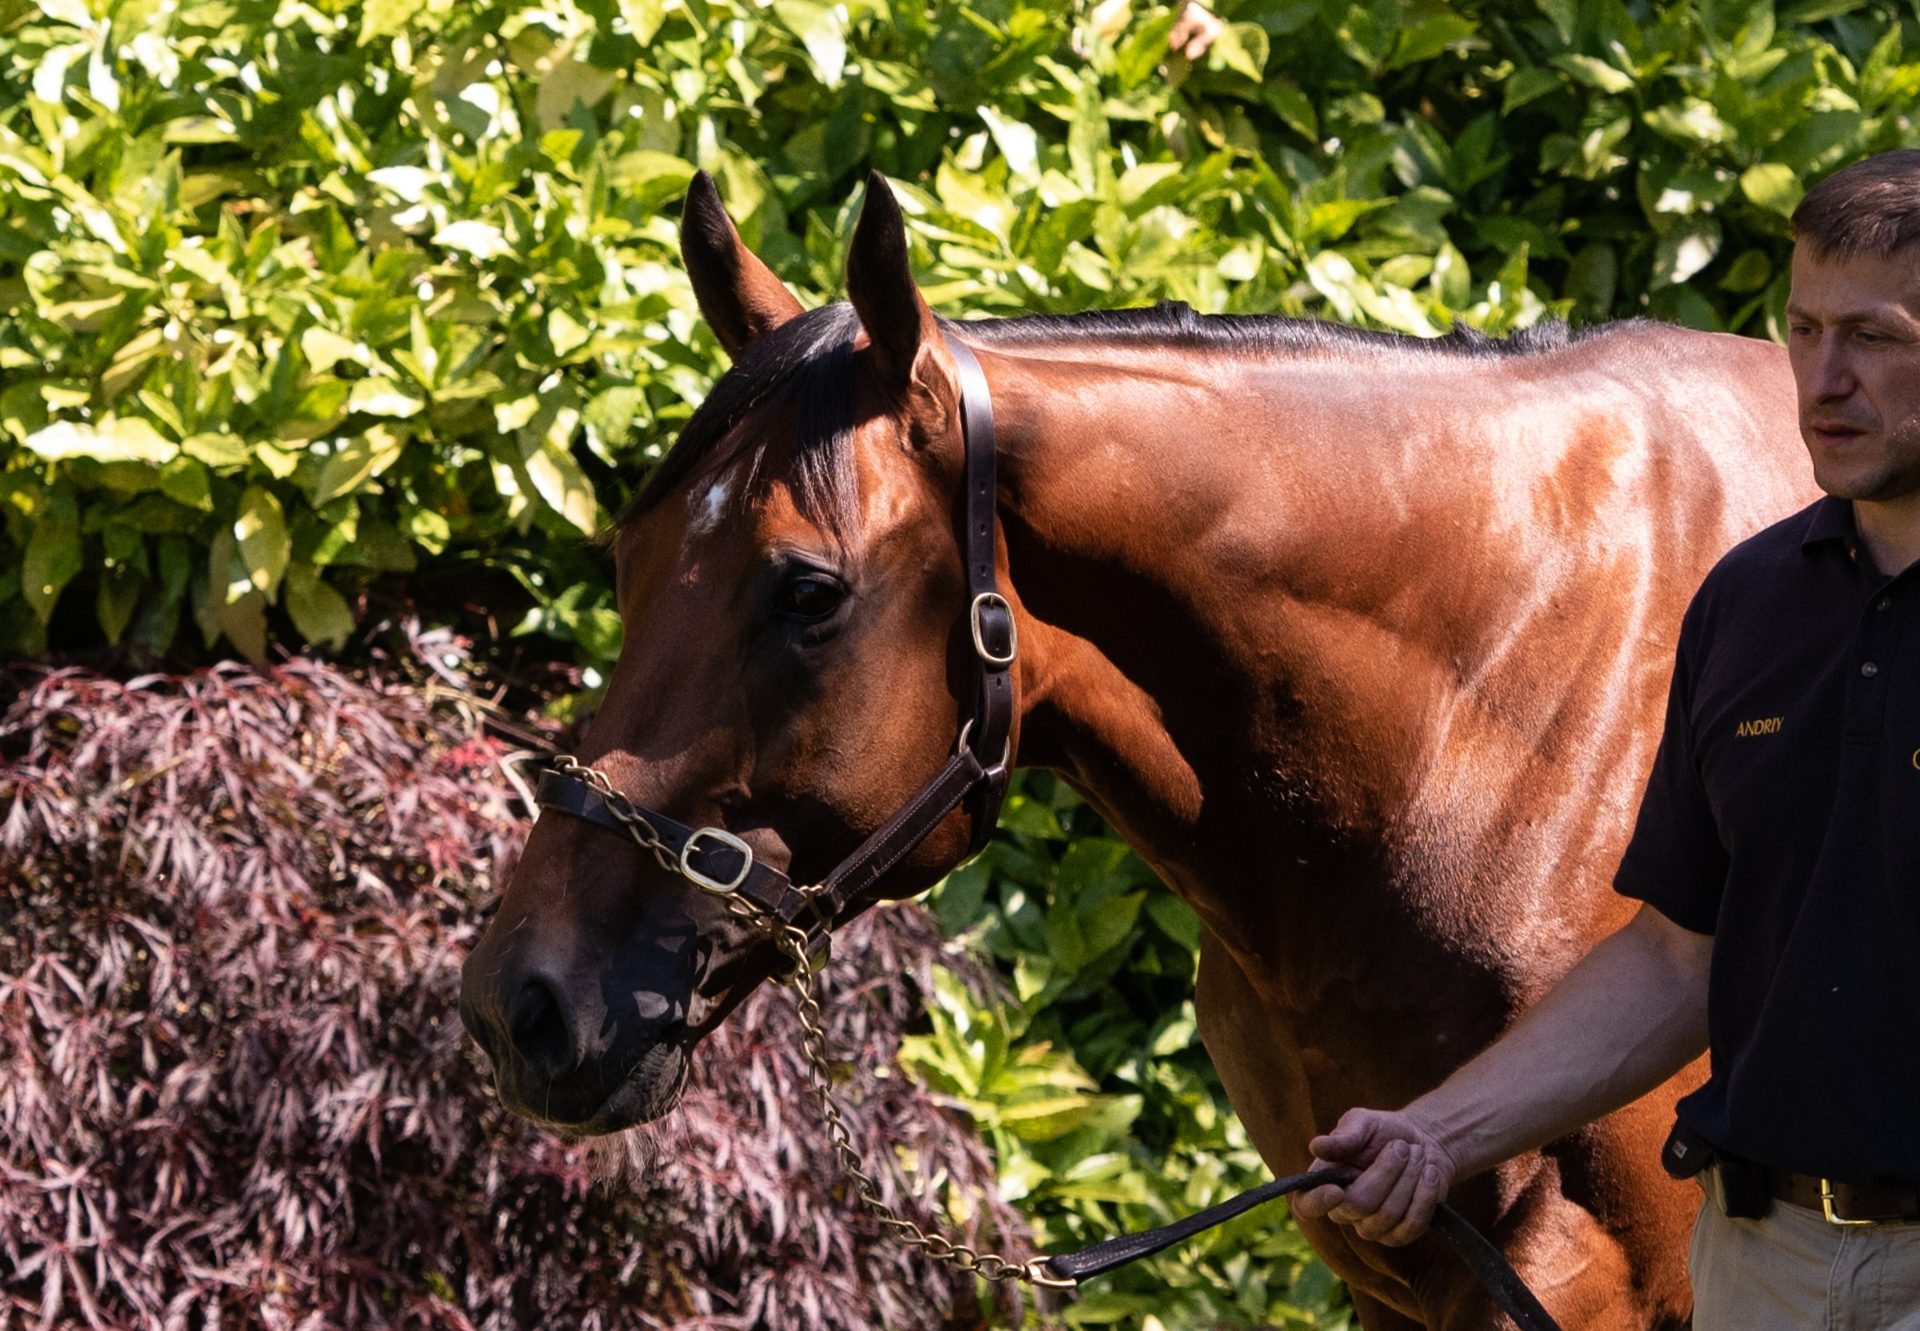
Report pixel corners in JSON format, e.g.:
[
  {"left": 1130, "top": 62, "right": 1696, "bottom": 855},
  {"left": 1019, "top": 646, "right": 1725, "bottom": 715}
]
[{"left": 3, "top": 0, "right": 1915, "bottom": 667}]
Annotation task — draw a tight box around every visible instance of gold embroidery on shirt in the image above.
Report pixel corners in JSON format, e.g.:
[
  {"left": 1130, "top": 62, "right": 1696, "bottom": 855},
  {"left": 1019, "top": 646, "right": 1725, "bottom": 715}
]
[{"left": 1734, "top": 717, "right": 1784, "bottom": 737}]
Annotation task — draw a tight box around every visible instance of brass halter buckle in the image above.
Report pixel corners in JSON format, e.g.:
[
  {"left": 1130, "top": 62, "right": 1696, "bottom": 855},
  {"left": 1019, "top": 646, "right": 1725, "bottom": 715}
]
[{"left": 679, "top": 826, "right": 754, "bottom": 895}]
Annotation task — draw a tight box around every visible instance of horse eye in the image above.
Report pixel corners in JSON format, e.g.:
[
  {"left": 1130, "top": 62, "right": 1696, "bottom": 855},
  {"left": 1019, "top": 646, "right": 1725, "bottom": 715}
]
[{"left": 779, "top": 574, "right": 845, "bottom": 623}]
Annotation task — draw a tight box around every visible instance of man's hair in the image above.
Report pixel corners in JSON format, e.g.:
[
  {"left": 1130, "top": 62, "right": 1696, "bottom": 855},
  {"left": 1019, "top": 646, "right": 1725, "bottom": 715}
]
[{"left": 1791, "top": 149, "right": 1920, "bottom": 260}]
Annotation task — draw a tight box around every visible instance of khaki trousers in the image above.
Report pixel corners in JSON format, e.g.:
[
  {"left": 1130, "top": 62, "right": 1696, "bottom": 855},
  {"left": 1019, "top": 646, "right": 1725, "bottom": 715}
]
[{"left": 1691, "top": 1195, "right": 1920, "bottom": 1329}]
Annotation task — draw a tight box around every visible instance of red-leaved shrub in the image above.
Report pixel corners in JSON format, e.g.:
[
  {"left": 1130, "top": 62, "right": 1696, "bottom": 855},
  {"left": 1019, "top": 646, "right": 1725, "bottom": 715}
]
[{"left": 0, "top": 662, "right": 1027, "bottom": 1330}]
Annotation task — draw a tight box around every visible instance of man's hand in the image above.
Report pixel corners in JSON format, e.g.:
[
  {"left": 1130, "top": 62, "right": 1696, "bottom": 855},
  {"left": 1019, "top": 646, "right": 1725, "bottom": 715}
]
[
  {"left": 1168, "top": 0, "right": 1224, "bottom": 60},
  {"left": 1293, "top": 1108, "right": 1459, "bottom": 1245},
  {"left": 1291, "top": 905, "right": 1710, "bottom": 1250}
]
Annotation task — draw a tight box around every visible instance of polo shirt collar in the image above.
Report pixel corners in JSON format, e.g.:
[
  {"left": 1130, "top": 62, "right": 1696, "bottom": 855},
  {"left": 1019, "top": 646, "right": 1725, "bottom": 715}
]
[{"left": 1800, "top": 495, "right": 1856, "bottom": 553}]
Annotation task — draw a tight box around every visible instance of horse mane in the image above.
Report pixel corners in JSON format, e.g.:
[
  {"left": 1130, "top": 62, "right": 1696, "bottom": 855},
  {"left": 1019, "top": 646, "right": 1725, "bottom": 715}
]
[
  {"left": 954, "top": 302, "right": 1612, "bottom": 358},
  {"left": 616, "top": 301, "right": 1634, "bottom": 535}
]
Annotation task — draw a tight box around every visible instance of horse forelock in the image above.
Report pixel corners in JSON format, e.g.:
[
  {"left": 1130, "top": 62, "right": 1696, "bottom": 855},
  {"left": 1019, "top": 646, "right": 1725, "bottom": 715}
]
[{"left": 618, "top": 303, "right": 865, "bottom": 541}]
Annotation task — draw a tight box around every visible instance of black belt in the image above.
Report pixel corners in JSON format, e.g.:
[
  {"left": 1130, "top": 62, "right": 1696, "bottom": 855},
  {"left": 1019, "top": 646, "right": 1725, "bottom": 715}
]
[{"left": 1762, "top": 1168, "right": 1920, "bottom": 1225}]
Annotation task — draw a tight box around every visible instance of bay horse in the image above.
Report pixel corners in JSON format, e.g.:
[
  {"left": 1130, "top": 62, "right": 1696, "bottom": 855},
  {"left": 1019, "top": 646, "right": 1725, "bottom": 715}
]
[{"left": 460, "top": 171, "right": 1816, "bottom": 1329}]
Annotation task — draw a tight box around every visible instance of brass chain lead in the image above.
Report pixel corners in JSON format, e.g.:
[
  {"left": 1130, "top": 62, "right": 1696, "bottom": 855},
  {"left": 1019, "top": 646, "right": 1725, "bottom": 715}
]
[{"left": 551, "top": 758, "right": 1073, "bottom": 1291}]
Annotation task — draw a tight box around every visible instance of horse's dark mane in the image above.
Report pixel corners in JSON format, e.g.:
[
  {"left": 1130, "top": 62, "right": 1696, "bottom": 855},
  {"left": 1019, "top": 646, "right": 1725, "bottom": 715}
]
[
  {"left": 617, "top": 301, "right": 1636, "bottom": 534},
  {"left": 953, "top": 302, "right": 1612, "bottom": 357}
]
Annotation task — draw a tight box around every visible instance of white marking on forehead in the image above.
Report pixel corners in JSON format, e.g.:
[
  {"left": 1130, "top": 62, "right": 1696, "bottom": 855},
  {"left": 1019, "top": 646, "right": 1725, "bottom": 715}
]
[{"left": 684, "top": 471, "right": 734, "bottom": 540}]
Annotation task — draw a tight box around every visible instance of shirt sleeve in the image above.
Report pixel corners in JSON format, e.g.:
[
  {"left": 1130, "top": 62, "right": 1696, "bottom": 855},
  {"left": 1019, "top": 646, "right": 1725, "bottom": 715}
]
[{"left": 1612, "top": 594, "right": 1729, "bottom": 935}]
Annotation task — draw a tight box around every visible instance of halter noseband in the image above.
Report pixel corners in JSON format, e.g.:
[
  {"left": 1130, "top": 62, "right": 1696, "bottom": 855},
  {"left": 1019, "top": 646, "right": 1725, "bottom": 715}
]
[{"left": 534, "top": 330, "right": 1017, "bottom": 935}]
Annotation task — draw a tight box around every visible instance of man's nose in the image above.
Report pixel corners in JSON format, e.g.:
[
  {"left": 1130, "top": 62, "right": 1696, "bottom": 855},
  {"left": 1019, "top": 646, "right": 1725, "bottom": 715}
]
[{"left": 1808, "top": 336, "right": 1856, "bottom": 401}]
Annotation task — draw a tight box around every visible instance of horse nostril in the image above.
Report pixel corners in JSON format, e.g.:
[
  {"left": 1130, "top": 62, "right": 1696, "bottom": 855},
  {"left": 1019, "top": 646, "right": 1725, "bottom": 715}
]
[{"left": 509, "top": 977, "right": 575, "bottom": 1075}]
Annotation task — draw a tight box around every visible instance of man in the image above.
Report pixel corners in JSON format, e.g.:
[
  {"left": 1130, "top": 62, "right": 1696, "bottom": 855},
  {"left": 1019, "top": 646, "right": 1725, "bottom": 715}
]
[{"left": 1296, "top": 149, "right": 1920, "bottom": 1328}]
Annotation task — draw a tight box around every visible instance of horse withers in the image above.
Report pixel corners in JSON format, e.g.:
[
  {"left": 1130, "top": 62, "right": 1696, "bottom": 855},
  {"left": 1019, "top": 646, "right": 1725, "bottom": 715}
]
[{"left": 460, "top": 172, "right": 1814, "bottom": 1329}]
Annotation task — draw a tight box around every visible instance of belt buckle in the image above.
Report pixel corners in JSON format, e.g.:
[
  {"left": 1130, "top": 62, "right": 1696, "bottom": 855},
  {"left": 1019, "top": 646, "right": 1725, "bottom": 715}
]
[{"left": 1820, "top": 1178, "right": 1876, "bottom": 1227}]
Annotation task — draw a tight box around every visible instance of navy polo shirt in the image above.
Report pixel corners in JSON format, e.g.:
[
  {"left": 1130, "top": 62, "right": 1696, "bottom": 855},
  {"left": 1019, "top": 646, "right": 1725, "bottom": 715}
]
[{"left": 1615, "top": 496, "right": 1920, "bottom": 1185}]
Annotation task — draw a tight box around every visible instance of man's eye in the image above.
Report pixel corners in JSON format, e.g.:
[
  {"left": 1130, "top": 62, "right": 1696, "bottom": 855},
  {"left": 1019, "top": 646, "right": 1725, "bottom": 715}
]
[{"left": 780, "top": 575, "right": 845, "bottom": 622}]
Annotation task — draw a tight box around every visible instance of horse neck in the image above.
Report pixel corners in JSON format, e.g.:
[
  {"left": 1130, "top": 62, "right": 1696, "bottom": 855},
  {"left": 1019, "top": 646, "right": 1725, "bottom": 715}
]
[{"left": 982, "top": 338, "right": 1637, "bottom": 933}]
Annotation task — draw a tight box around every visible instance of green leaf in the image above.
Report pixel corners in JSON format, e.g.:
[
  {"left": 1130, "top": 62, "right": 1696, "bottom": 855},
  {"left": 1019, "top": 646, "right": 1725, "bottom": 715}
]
[
  {"left": 1554, "top": 53, "right": 1634, "bottom": 93},
  {"left": 301, "top": 328, "right": 366, "bottom": 375},
  {"left": 1206, "top": 23, "right": 1270, "bottom": 82},
  {"left": 619, "top": 0, "right": 667, "bottom": 42},
  {"left": 549, "top": 309, "right": 592, "bottom": 358},
  {"left": 97, "top": 569, "right": 142, "bottom": 644},
  {"left": 432, "top": 220, "right": 514, "bottom": 260},
  {"left": 348, "top": 377, "right": 424, "bottom": 419},
  {"left": 1653, "top": 219, "right": 1723, "bottom": 288},
  {"left": 1080, "top": 890, "right": 1145, "bottom": 957},
  {"left": 1721, "top": 249, "right": 1773, "bottom": 294},
  {"left": 180, "top": 433, "right": 252, "bottom": 468},
  {"left": 234, "top": 486, "right": 291, "bottom": 599},
  {"left": 359, "top": 0, "right": 426, "bottom": 43},
  {"left": 772, "top": 0, "right": 848, "bottom": 87},
  {"left": 310, "top": 427, "right": 406, "bottom": 506},
  {"left": 1740, "top": 163, "right": 1804, "bottom": 218},
  {"left": 1387, "top": 14, "right": 1477, "bottom": 71},
  {"left": 522, "top": 438, "right": 598, "bottom": 534},
  {"left": 1502, "top": 66, "right": 1562, "bottom": 115},
  {"left": 1534, "top": 0, "right": 1578, "bottom": 43},
  {"left": 285, "top": 564, "right": 355, "bottom": 647},
  {"left": 979, "top": 106, "right": 1039, "bottom": 180},
  {"left": 22, "top": 512, "right": 82, "bottom": 624},
  {"left": 24, "top": 417, "right": 177, "bottom": 465},
  {"left": 1565, "top": 242, "right": 1618, "bottom": 313},
  {"left": 1644, "top": 99, "right": 1731, "bottom": 146},
  {"left": 157, "top": 458, "right": 212, "bottom": 510}
]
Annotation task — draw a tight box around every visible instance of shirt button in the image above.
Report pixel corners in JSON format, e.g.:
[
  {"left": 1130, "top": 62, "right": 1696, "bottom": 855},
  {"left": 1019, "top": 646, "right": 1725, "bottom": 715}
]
[
  {"left": 1877, "top": 597, "right": 1893, "bottom": 611},
  {"left": 1862, "top": 661, "right": 1880, "bottom": 677}
]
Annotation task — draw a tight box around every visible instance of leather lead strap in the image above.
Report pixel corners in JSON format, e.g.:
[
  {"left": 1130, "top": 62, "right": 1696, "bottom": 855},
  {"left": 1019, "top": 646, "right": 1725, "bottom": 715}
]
[{"left": 1041, "top": 1169, "right": 1564, "bottom": 1331}]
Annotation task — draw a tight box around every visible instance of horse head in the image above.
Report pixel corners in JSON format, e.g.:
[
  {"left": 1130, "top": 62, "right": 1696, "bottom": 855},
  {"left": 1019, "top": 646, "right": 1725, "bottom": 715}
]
[{"left": 459, "top": 173, "right": 1019, "bottom": 1133}]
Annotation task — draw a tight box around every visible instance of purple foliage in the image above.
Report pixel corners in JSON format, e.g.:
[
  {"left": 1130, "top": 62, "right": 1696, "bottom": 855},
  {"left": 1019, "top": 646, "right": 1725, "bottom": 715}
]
[{"left": 0, "top": 662, "right": 1027, "bottom": 1331}]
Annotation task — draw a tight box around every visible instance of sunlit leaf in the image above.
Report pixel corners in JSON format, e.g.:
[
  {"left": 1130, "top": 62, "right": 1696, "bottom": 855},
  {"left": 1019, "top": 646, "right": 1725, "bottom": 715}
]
[
  {"left": 25, "top": 418, "right": 177, "bottom": 465},
  {"left": 309, "top": 428, "right": 406, "bottom": 507},
  {"left": 234, "top": 486, "right": 291, "bottom": 599}
]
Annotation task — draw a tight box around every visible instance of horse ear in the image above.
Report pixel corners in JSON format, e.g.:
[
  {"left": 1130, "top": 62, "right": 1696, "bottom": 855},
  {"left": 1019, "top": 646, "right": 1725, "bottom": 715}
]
[
  {"left": 846, "top": 171, "right": 944, "bottom": 399},
  {"left": 679, "top": 170, "right": 805, "bottom": 360}
]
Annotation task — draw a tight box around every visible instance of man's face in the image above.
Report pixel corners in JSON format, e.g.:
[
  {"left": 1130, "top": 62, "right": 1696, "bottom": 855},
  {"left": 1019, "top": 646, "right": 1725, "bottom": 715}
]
[{"left": 1786, "top": 247, "right": 1920, "bottom": 505}]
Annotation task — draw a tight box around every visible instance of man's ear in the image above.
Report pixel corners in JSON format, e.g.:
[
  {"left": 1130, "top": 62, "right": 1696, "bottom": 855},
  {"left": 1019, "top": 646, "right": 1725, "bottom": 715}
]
[
  {"left": 679, "top": 171, "right": 805, "bottom": 359},
  {"left": 845, "top": 171, "right": 948, "bottom": 403}
]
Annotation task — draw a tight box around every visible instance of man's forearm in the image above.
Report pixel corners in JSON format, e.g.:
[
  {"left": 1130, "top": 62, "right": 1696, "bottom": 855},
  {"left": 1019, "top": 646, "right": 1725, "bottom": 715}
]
[{"left": 1413, "top": 904, "right": 1711, "bottom": 1179}]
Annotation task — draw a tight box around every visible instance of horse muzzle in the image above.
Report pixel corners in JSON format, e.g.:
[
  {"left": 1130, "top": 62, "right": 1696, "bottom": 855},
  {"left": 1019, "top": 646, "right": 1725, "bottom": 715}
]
[{"left": 459, "top": 944, "right": 697, "bottom": 1132}]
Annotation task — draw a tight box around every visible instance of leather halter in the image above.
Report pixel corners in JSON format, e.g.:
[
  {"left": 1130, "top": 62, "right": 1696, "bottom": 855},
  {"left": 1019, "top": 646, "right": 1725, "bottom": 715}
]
[{"left": 535, "top": 330, "right": 1016, "bottom": 932}]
